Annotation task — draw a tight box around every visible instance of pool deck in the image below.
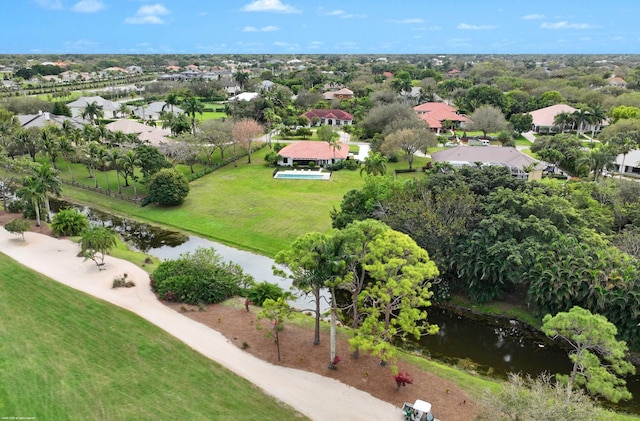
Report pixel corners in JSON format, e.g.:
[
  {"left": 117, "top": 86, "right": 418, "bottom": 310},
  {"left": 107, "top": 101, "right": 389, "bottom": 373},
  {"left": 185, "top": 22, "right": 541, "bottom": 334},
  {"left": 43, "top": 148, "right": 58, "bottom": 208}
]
[{"left": 273, "top": 169, "right": 331, "bottom": 180}]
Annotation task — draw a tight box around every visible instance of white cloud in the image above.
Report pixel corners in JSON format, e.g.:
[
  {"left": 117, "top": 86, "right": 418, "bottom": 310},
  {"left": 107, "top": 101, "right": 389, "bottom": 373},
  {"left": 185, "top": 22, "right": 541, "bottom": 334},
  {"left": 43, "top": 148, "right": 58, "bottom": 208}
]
[
  {"left": 326, "top": 9, "right": 345, "bottom": 16},
  {"left": 273, "top": 41, "right": 300, "bottom": 50},
  {"left": 457, "top": 23, "right": 498, "bottom": 30},
  {"left": 390, "top": 18, "right": 424, "bottom": 24},
  {"left": 241, "top": 0, "right": 301, "bottom": 13},
  {"left": 34, "top": 0, "right": 63, "bottom": 9},
  {"left": 124, "top": 4, "right": 171, "bottom": 25},
  {"left": 242, "top": 25, "right": 278, "bottom": 32},
  {"left": 522, "top": 14, "right": 544, "bottom": 20},
  {"left": 71, "top": 0, "right": 105, "bottom": 13},
  {"left": 541, "top": 21, "right": 597, "bottom": 29}
]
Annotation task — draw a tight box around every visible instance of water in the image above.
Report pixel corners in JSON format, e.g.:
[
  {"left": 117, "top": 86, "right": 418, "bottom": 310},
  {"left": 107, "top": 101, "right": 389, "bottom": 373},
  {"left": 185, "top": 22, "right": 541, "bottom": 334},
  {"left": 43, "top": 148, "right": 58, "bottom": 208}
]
[
  {"left": 51, "top": 199, "right": 328, "bottom": 312},
  {"left": 418, "top": 306, "right": 640, "bottom": 414}
]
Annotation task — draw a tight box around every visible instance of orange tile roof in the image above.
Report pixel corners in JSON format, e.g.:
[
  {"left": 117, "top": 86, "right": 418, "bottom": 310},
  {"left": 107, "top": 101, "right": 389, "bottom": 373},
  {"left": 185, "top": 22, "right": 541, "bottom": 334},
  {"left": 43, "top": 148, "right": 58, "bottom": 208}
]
[
  {"left": 303, "top": 109, "right": 353, "bottom": 121},
  {"left": 413, "top": 102, "right": 467, "bottom": 126},
  {"left": 278, "top": 141, "right": 350, "bottom": 160}
]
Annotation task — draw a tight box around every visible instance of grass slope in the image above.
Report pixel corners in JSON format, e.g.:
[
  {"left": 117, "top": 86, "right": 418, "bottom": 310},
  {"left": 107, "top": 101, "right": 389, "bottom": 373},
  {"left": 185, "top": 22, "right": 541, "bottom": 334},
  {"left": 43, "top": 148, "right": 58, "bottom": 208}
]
[{"left": 0, "top": 253, "right": 304, "bottom": 421}]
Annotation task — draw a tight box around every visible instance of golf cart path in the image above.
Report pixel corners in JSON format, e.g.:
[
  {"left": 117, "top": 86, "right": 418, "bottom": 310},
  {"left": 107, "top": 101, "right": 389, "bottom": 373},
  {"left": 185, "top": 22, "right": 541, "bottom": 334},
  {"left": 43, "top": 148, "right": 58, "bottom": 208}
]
[{"left": 0, "top": 229, "right": 399, "bottom": 421}]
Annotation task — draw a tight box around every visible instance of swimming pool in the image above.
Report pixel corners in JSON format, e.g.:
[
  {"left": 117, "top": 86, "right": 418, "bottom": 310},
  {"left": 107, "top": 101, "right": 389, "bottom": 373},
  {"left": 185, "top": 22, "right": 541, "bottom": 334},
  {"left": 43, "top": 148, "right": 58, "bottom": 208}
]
[{"left": 273, "top": 170, "right": 331, "bottom": 180}]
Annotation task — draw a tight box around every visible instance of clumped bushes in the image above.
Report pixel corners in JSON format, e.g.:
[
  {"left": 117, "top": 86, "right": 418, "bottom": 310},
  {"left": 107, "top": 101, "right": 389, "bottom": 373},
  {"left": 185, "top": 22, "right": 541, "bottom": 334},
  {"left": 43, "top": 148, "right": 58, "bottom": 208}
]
[
  {"left": 51, "top": 208, "right": 89, "bottom": 236},
  {"left": 247, "top": 281, "right": 285, "bottom": 306},
  {"left": 326, "top": 159, "right": 359, "bottom": 171},
  {"left": 151, "top": 247, "right": 254, "bottom": 304}
]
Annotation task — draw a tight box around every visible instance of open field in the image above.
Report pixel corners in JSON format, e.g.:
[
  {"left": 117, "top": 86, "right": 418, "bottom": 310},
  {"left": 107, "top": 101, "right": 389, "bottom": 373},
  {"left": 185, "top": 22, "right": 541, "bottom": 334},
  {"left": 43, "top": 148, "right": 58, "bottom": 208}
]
[{"left": 0, "top": 252, "right": 304, "bottom": 421}]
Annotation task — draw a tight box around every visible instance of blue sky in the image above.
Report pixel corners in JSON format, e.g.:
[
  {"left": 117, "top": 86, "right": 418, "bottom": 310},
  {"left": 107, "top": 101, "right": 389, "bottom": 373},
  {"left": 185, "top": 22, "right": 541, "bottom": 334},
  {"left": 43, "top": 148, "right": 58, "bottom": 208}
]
[{"left": 4, "top": 0, "right": 639, "bottom": 54}]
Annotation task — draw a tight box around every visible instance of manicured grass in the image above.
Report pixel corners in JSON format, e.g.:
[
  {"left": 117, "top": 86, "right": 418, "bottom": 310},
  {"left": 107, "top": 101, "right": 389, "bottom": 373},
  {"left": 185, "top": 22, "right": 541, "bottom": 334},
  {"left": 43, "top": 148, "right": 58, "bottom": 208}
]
[
  {"left": 196, "top": 111, "right": 227, "bottom": 121},
  {"left": 0, "top": 253, "right": 304, "bottom": 421},
  {"left": 61, "top": 147, "right": 365, "bottom": 257},
  {"left": 514, "top": 135, "right": 532, "bottom": 147}
]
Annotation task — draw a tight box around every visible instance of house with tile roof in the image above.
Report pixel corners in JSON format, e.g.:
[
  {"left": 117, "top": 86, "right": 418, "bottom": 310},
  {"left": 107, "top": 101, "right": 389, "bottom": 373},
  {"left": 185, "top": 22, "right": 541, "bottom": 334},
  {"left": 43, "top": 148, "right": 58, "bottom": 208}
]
[
  {"left": 413, "top": 102, "right": 468, "bottom": 134},
  {"left": 322, "top": 88, "right": 354, "bottom": 100},
  {"left": 431, "top": 146, "right": 544, "bottom": 180},
  {"left": 17, "top": 111, "right": 88, "bottom": 129},
  {"left": 302, "top": 109, "right": 353, "bottom": 127},
  {"left": 528, "top": 104, "right": 577, "bottom": 132},
  {"left": 277, "top": 141, "right": 350, "bottom": 167},
  {"left": 130, "top": 101, "right": 183, "bottom": 121},
  {"left": 607, "top": 76, "right": 627, "bottom": 88},
  {"left": 105, "top": 119, "right": 172, "bottom": 147},
  {"left": 67, "top": 96, "right": 120, "bottom": 119}
]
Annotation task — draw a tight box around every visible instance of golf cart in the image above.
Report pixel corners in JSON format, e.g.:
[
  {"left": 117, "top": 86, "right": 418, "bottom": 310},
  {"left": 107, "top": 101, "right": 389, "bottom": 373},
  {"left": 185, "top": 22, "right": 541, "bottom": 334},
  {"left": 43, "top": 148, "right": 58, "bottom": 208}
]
[{"left": 401, "top": 399, "right": 434, "bottom": 421}]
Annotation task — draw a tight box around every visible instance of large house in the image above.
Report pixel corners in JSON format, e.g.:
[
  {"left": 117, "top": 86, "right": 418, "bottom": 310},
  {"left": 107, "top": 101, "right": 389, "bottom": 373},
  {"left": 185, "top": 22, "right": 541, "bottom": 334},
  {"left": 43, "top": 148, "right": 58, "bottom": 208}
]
[
  {"left": 322, "top": 88, "right": 354, "bottom": 100},
  {"left": 105, "top": 119, "right": 172, "bottom": 147},
  {"left": 67, "top": 96, "right": 120, "bottom": 119},
  {"left": 528, "top": 104, "right": 577, "bottom": 133},
  {"left": 413, "top": 102, "right": 468, "bottom": 134},
  {"left": 431, "top": 146, "right": 544, "bottom": 180},
  {"left": 302, "top": 109, "right": 353, "bottom": 126},
  {"left": 130, "top": 101, "right": 183, "bottom": 121},
  {"left": 277, "top": 141, "right": 349, "bottom": 167},
  {"left": 17, "top": 111, "right": 88, "bottom": 129}
]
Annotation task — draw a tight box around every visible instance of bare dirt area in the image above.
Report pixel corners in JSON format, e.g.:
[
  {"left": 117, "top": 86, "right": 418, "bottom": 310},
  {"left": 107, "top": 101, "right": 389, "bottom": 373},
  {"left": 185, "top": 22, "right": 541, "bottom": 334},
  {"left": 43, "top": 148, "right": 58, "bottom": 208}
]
[
  {"left": 0, "top": 211, "right": 55, "bottom": 237},
  {"left": 165, "top": 299, "right": 480, "bottom": 421}
]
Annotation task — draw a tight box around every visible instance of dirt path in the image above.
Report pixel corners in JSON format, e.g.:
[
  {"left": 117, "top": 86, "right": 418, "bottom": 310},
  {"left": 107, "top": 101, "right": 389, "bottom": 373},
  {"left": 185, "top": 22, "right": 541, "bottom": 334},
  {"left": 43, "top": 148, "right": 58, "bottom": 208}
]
[{"left": 0, "top": 228, "right": 403, "bottom": 421}]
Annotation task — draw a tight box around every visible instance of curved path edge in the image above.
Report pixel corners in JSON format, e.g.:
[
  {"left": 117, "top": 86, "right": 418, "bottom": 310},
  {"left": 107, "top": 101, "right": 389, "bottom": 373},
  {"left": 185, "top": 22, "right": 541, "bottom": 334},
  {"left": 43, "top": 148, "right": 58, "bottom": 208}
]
[{"left": 0, "top": 229, "right": 399, "bottom": 421}]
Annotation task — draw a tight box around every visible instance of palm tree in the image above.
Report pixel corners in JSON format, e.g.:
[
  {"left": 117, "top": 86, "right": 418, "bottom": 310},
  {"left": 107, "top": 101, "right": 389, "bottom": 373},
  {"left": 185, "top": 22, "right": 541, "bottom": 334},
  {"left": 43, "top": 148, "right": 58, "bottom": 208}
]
[
  {"left": 96, "top": 146, "right": 111, "bottom": 192},
  {"left": 108, "top": 148, "right": 123, "bottom": 193},
  {"left": 32, "top": 162, "right": 61, "bottom": 222},
  {"left": 118, "top": 103, "right": 129, "bottom": 118},
  {"left": 573, "top": 109, "right": 590, "bottom": 138},
  {"left": 118, "top": 150, "right": 141, "bottom": 198},
  {"left": 40, "top": 126, "right": 60, "bottom": 168},
  {"left": 234, "top": 71, "right": 250, "bottom": 91},
  {"left": 181, "top": 96, "right": 204, "bottom": 135},
  {"left": 163, "top": 91, "right": 181, "bottom": 113},
  {"left": 553, "top": 112, "right": 572, "bottom": 133},
  {"left": 588, "top": 105, "right": 607, "bottom": 139},
  {"left": 57, "top": 136, "right": 76, "bottom": 181},
  {"left": 360, "top": 152, "right": 387, "bottom": 176},
  {"left": 577, "top": 145, "right": 617, "bottom": 181},
  {"left": 17, "top": 176, "right": 44, "bottom": 226},
  {"left": 81, "top": 101, "right": 104, "bottom": 126}
]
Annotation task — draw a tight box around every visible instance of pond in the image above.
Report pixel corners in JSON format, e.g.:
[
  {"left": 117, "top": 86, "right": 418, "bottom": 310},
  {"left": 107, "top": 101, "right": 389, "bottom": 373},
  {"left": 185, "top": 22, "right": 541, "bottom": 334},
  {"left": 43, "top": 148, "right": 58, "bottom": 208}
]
[{"left": 51, "top": 199, "right": 640, "bottom": 415}]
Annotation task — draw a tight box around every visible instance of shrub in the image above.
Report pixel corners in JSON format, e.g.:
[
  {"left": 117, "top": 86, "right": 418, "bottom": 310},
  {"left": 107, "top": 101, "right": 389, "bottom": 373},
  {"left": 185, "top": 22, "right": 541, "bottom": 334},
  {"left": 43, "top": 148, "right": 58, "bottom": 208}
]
[
  {"left": 4, "top": 218, "right": 31, "bottom": 240},
  {"left": 112, "top": 273, "right": 135, "bottom": 288},
  {"left": 6, "top": 199, "right": 25, "bottom": 213},
  {"left": 51, "top": 208, "right": 89, "bottom": 236},
  {"left": 145, "top": 168, "right": 189, "bottom": 206},
  {"left": 151, "top": 247, "right": 253, "bottom": 304},
  {"left": 393, "top": 372, "right": 413, "bottom": 389},
  {"left": 248, "top": 282, "right": 284, "bottom": 307}
]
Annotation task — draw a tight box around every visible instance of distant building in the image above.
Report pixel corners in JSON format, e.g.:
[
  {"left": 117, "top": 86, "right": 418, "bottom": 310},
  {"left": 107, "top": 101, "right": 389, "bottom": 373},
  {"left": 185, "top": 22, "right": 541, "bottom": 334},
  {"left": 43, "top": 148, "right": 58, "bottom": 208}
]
[
  {"left": 17, "top": 111, "right": 88, "bottom": 129},
  {"left": 322, "top": 88, "right": 354, "bottom": 100},
  {"left": 413, "top": 102, "right": 467, "bottom": 134},
  {"left": 302, "top": 109, "right": 353, "bottom": 126},
  {"left": 66, "top": 96, "right": 120, "bottom": 119},
  {"left": 431, "top": 146, "right": 544, "bottom": 180}
]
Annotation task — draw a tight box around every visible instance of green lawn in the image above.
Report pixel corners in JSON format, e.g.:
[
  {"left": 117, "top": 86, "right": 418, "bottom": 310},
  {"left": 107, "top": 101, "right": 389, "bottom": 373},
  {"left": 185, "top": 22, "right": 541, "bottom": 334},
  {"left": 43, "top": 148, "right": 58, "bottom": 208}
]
[
  {"left": 61, "top": 147, "right": 365, "bottom": 257},
  {"left": 0, "top": 253, "right": 304, "bottom": 421},
  {"left": 196, "top": 111, "right": 227, "bottom": 121}
]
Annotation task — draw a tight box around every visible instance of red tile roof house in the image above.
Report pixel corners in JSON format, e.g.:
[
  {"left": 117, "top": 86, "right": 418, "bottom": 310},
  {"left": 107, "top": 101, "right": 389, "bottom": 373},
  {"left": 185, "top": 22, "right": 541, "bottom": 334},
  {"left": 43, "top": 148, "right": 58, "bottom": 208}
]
[
  {"left": 413, "top": 102, "right": 468, "bottom": 134},
  {"left": 302, "top": 109, "right": 354, "bottom": 127},
  {"left": 277, "top": 141, "right": 350, "bottom": 167},
  {"left": 322, "top": 88, "right": 354, "bottom": 100}
]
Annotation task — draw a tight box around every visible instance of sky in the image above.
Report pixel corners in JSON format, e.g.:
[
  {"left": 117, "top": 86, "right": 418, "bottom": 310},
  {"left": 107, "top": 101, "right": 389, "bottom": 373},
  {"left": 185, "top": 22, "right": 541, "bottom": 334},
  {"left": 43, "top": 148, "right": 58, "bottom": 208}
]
[{"left": 3, "top": 0, "right": 639, "bottom": 55}]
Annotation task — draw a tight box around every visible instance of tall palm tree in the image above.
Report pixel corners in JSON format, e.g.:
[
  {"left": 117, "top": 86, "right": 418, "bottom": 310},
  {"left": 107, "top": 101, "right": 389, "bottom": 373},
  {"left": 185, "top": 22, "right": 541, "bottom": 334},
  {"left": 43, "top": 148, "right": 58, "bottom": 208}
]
[
  {"left": 573, "top": 109, "right": 590, "bottom": 138},
  {"left": 96, "top": 146, "right": 111, "bottom": 192},
  {"left": 610, "top": 136, "right": 635, "bottom": 178},
  {"left": 17, "top": 176, "right": 44, "bottom": 226},
  {"left": 234, "top": 71, "right": 250, "bottom": 91},
  {"left": 118, "top": 103, "right": 129, "bottom": 118},
  {"left": 588, "top": 105, "right": 607, "bottom": 139},
  {"left": 118, "top": 150, "right": 141, "bottom": 198},
  {"left": 360, "top": 152, "right": 387, "bottom": 176},
  {"left": 81, "top": 101, "right": 104, "bottom": 126},
  {"left": 553, "top": 112, "right": 572, "bottom": 133},
  {"left": 163, "top": 91, "right": 181, "bottom": 113},
  {"left": 40, "top": 126, "right": 60, "bottom": 168},
  {"left": 108, "top": 148, "right": 123, "bottom": 193},
  {"left": 181, "top": 96, "right": 204, "bottom": 135},
  {"left": 32, "top": 162, "right": 61, "bottom": 222},
  {"left": 57, "top": 136, "right": 76, "bottom": 181}
]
